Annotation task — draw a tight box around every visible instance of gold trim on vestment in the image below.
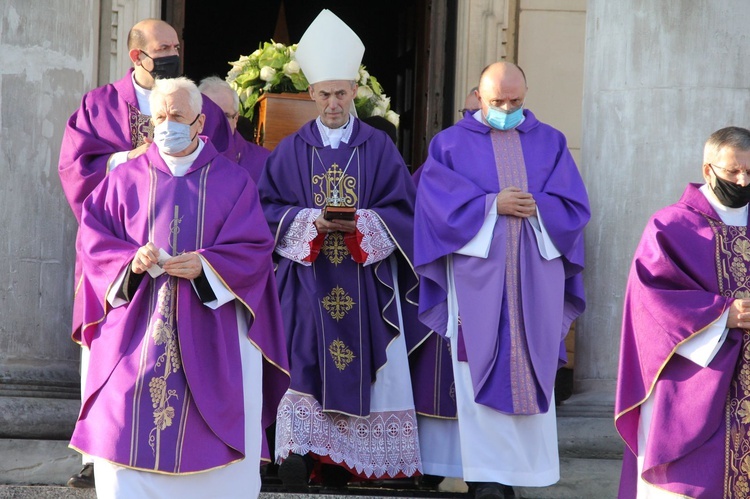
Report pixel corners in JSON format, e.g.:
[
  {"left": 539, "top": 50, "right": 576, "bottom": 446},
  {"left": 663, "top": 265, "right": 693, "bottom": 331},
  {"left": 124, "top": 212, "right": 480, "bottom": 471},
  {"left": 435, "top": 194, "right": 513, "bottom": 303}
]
[
  {"left": 274, "top": 207, "right": 297, "bottom": 247},
  {"left": 615, "top": 214, "right": 734, "bottom": 458},
  {"left": 68, "top": 444, "right": 245, "bottom": 476},
  {"left": 197, "top": 256, "right": 290, "bottom": 378},
  {"left": 368, "top": 210, "right": 429, "bottom": 356}
]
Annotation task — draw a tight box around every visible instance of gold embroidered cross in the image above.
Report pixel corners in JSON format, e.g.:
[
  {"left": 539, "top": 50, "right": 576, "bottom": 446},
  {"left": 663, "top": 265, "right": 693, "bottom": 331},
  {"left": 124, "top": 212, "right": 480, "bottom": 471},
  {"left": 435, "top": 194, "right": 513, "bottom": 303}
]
[
  {"left": 329, "top": 338, "right": 356, "bottom": 371},
  {"left": 323, "top": 232, "right": 349, "bottom": 265},
  {"left": 322, "top": 286, "right": 356, "bottom": 321}
]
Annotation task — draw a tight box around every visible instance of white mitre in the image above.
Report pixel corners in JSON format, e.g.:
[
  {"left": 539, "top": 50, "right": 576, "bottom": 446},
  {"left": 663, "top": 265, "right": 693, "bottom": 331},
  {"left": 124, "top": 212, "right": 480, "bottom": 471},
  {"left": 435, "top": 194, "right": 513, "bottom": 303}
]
[{"left": 294, "top": 9, "right": 364, "bottom": 84}]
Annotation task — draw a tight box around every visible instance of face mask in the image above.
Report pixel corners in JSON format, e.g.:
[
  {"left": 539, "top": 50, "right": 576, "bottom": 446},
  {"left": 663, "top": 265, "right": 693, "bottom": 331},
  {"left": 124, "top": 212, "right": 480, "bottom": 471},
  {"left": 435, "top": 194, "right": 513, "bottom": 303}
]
[
  {"left": 141, "top": 51, "right": 181, "bottom": 80},
  {"left": 153, "top": 115, "right": 199, "bottom": 154},
  {"left": 710, "top": 165, "right": 750, "bottom": 208},
  {"left": 485, "top": 105, "right": 524, "bottom": 131}
]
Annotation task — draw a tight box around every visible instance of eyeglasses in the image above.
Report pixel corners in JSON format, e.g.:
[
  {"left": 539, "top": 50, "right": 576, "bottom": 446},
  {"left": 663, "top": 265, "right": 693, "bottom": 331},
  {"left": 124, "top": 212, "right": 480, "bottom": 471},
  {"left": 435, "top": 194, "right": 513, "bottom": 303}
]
[{"left": 709, "top": 163, "right": 750, "bottom": 179}]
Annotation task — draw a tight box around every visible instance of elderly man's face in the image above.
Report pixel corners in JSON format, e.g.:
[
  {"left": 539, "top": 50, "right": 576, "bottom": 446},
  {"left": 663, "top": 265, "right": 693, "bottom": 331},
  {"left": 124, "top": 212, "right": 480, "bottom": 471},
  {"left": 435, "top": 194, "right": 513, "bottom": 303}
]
[
  {"left": 151, "top": 88, "right": 204, "bottom": 156},
  {"left": 309, "top": 80, "right": 357, "bottom": 129}
]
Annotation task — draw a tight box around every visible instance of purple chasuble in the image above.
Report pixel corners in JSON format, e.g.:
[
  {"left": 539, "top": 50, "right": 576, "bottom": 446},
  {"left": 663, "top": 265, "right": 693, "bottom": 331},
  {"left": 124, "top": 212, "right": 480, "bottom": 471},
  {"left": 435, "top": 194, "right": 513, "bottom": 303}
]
[
  {"left": 414, "top": 110, "right": 589, "bottom": 415},
  {"left": 224, "top": 130, "right": 270, "bottom": 183},
  {"left": 71, "top": 140, "right": 289, "bottom": 473},
  {"left": 616, "top": 183, "right": 750, "bottom": 498},
  {"left": 257, "top": 119, "right": 429, "bottom": 417},
  {"left": 58, "top": 68, "right": 233, "bottom": 342}
]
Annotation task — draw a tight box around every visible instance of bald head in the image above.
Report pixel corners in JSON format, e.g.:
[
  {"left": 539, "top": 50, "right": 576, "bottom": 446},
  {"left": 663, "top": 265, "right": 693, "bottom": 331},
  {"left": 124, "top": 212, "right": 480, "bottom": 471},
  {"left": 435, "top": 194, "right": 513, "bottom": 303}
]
[
  {"left": 477, "top": 62, "right": 528, "bottom": 116},
  {"left": 128, "top": 19, "right": 178, "bottom": 51}
]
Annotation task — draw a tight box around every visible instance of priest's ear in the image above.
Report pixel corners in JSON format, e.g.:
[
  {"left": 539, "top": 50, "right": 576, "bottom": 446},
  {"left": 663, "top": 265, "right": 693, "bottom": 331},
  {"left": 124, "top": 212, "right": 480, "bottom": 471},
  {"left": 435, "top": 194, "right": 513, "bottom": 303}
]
[
  {"left": 197, "top": 113, "right": 206, "bottom": 134},
  {"left": 129, "top": 48, "right": 143, "bottom": 66}
]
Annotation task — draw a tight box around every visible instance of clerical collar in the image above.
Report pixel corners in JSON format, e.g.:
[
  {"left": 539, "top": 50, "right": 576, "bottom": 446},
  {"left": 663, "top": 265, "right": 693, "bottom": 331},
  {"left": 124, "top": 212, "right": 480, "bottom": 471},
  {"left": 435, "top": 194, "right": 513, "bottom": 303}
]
[
  {"left": 131, "top": 71, "right": 152, "bottom": 115},
  {"left": 158, "top": 139, "right": 205, "bottom": 177},
  {"left": 700, "top": 183, "right": 748, "bottom": 226},
  {"left": 316, "top": 115, "right": 354, "bottom": 149}
]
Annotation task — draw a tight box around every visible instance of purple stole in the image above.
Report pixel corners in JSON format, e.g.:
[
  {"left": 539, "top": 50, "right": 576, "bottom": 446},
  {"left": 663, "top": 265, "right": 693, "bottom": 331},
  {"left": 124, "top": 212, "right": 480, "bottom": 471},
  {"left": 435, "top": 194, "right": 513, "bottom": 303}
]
[
  {"left": 127, "top": 102, "right": 153, "bottom": 147},
  {"left": 491, "top": 128, "right": 539, "bottom": 413}
]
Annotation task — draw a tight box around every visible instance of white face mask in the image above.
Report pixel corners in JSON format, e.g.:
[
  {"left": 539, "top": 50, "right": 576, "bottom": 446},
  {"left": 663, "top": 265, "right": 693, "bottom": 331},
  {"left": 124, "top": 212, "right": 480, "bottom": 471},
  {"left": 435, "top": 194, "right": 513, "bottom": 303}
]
[{"left": 153, "top": 115, "right": 199, "bottom": 154}]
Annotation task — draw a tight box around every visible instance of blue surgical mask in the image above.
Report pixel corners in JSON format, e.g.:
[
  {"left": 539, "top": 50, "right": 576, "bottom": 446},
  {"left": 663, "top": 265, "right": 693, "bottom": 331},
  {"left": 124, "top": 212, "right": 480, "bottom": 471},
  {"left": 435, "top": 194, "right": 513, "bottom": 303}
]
[
  {"left": 485, "top": 105, "right": 525, "bottom": 130},
  {"left": 153, "top": 115, "right": 199, "bottom": 154}
]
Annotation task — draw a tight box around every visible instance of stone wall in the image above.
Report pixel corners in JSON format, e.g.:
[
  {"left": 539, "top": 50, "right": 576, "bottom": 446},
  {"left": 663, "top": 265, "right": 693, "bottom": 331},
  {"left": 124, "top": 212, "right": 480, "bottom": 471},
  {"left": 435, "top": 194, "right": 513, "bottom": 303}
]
[
  {"left": 0, "top": 0, "right": 99, "bottom": 483},
  {"left": 578, "top": 0, "right": 750, "bottom": 393}
]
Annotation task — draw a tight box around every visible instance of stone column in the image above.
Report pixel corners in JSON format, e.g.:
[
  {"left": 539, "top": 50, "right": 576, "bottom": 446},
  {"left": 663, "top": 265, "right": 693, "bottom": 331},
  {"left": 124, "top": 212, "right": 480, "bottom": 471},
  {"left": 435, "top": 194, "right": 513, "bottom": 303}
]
[{"left": 0, "top": 0, "right": 99, "bottom": 484}]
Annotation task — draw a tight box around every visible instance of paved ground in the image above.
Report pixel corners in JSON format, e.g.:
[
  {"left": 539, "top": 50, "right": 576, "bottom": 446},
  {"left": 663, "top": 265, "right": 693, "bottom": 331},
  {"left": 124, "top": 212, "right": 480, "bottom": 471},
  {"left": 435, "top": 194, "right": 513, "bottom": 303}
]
[{"left": 0, "top": 484, "right": 474, "bottom": 499}]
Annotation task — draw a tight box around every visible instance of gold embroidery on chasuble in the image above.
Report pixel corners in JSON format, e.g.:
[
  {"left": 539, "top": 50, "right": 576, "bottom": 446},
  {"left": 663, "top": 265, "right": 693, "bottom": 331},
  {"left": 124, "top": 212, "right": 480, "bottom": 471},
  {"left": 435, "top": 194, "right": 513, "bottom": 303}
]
[
  {"left": 146, "top": 206, "right": 183, "bottom": 462},
  {"left": 312, "top": 161, "right": 359, "bottom": 209},
  {"left": 322, "top": 286, "right": 356, "bottom": 321},
  {"left": 323, "top": 231, "right": 349, "bottom": 265},
  {"left": 129, "top": 104, "right": 153, "bottom": 148},
  {"left": 329, "top": 338, "right": 356, "bottom": 371},
  {"left": 707, "top": 220, "right": 750, "bottom": 498}
]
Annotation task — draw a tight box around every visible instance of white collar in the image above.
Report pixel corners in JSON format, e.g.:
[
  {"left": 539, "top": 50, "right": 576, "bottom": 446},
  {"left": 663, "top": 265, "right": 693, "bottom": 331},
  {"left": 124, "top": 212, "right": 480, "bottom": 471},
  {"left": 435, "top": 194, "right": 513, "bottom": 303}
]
[
  {"left": 158, "top": 139, "right": 205, "bottom": 177},
  {"left": 131, "top": 71, "right": 152, "bottom": 115},
  {"left": 316, "top": 115, "right": 354, "bottom": 149}
]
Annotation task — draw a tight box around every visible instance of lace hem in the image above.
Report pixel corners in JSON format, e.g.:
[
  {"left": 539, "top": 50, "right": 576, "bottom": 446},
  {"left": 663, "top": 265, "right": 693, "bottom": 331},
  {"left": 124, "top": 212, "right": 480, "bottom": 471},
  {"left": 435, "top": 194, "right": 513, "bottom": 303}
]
[
  {"left": 275, "top": 208, "right": 322, "bottom": 265},
  {"left": 357, "top": 209, "right": 396, "bottom": 267},
  {"left": 275, "top": 392, "right": 422, "bottom": 479}
]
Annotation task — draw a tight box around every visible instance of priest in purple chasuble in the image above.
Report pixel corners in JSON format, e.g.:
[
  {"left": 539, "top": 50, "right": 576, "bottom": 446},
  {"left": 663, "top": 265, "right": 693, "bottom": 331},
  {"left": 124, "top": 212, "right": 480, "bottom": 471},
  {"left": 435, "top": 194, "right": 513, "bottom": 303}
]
[
  {"left": 616, "top": 127, "right": 750, "bottom": 499},
  {"left": 199, "top": 76, "right": 271, "bottom": 183},
  {"left": 57, "top": 19, "right": 233, "bottom": 485},
  {"left": 414, "top": 62, "right": 590, "bottom": 495},
  {"left": 256, "top": 9, "right": 428, "bottom": 487},
  {"left": 70, "top": 77, "right": 289, "bottom": 498}
]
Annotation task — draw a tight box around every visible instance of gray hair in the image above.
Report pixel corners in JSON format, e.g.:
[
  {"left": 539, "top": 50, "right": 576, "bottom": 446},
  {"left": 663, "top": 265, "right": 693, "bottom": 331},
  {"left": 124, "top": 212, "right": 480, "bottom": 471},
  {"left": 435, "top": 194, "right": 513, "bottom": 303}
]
[
  {"left": 704, "top": 126, "right": 750, "bottom": 164},
  {"left": 198, "top": 76, "right": 239, "bottom": 112},
  {"left": 149, "top": 77, "right": 203, "bottom": 117}
]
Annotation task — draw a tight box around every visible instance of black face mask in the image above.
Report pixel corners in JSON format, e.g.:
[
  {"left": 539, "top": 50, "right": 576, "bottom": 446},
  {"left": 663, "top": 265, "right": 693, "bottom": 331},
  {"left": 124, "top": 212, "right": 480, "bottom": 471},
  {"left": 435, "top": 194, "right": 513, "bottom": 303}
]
[
  {"left": 710, "top": 165, "right": 750, "bottom": 208},
  {"left": 140, "top": 51, "right": 181, "bottom": 80}
]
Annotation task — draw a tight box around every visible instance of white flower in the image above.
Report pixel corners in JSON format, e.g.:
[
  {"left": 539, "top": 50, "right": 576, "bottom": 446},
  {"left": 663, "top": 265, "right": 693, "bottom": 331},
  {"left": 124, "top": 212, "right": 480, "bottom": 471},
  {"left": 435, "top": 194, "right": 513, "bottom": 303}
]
[
  {"left": 275, "top": 43, "right": 286, "bottom": 50},
  {"left": 250, "top": 48, "right": 262, "bottom": 58},
  {"left": 356, "top": 85, "right": 373, "bottom": 99},
  {"left": 370, "top": 106, "right": 385, "bottom": 117},
  {"left": 226, "top": 67, "right": 241, "bottom": 82},
  {"left": 385, "top": 110, "right": 400, "bottom": 128},
  {"left": 359, "top": 69, "right": 370, "bottom": 86},
  {"left": 260, "top": 66, "right": 277, "bottom": 81},
  {"left": 283, "top": 60, "right": 300, "bottom": 75}
]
